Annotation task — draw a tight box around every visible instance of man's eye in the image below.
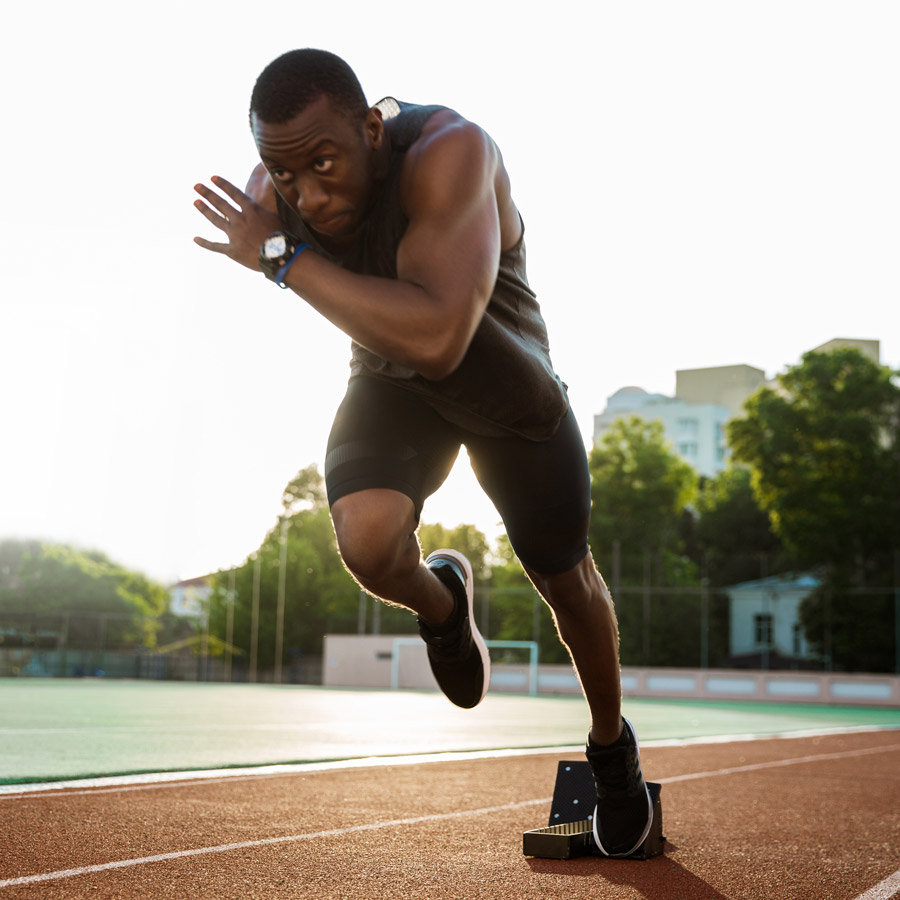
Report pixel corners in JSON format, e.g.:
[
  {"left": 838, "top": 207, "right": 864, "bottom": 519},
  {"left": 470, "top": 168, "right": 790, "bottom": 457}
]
[
  {"left": 270, "top": 168, "right": 290, "bottom": 181},
  {"left": 313, "top": 158, "right": 334, "bottom": 174}
]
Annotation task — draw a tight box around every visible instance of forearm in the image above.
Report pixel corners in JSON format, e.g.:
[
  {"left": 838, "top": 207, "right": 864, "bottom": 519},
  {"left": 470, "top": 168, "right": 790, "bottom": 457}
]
[{"left": 281, "top": 251, "right": 474, "bottom": 380}]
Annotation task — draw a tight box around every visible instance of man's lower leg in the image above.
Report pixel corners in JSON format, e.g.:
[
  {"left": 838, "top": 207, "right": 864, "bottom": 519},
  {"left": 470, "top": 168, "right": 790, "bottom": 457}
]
[
  {"left": 528, "top": 553, "right": 652, "bottom": 856},
  {"left": 528, "top": 555, "right": 623, "bottom": 743}
]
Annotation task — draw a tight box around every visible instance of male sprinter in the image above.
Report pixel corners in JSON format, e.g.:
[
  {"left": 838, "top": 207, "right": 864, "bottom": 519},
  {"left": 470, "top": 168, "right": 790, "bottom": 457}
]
[{"left": 193, "top": 49, "right": 652, "bottom": 857}]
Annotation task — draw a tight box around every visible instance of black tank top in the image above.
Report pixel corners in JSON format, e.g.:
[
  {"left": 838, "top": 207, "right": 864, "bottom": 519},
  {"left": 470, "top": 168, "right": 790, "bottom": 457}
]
[{"left": 275, "top": 99, "right": 569, "bottom": 440}]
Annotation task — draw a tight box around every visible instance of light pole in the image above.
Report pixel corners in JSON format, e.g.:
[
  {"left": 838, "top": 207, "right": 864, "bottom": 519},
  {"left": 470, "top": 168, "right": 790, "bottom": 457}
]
[{"left": 274, "top": 516, "right": 289, "bottom": 684}]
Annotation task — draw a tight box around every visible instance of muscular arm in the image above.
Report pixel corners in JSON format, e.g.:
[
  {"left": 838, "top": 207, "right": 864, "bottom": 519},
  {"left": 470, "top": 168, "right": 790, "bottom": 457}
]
[{"left": 194, "top": 118, "right": 503, "bottom": 381}]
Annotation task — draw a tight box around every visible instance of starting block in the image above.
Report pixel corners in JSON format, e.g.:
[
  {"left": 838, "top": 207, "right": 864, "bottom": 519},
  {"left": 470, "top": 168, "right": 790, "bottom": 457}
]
[{"left": 523, "top": 761, "right": 665, "bottom": 860}]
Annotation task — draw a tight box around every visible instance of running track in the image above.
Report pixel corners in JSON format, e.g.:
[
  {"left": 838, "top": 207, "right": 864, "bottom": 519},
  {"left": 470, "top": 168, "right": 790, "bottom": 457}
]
[{"left": 1, "top": 729, "right": 899, "bottom": 899}]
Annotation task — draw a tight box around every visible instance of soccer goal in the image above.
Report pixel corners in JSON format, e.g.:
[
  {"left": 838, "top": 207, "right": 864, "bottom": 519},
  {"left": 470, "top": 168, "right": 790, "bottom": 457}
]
[{"left": 390, "top": 637, "right": 538, "bottom": 695}]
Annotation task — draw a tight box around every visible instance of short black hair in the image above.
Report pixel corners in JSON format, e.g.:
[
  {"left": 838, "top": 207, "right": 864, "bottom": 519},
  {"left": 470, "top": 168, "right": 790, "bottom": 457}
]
[{"left": 250, "top": 49, "right": 368, "bottom": 125}]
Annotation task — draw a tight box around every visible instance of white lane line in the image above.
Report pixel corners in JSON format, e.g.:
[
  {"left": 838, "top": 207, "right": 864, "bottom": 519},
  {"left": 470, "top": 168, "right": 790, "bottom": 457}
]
[
  {"left": 656, "top": 742, "right": 900, "bottom": 785},
  {"left": 3, "top": 724, "right": 894, "bottom": 799},
  {"left": 3, "top": 740, "right": 899, "bottom": 889},
  {"left": 853, "top": 868, "right": 900, "bottom": 900},
  {"left": 0, "top": 746, "right": 584, "bottom": 799},
  {"left": 0, "top": 797, "right": 550, "bottom": 889}
]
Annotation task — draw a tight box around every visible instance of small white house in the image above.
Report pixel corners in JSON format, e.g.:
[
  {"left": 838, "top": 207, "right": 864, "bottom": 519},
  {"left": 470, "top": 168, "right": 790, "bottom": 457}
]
[
  {"left": 169, "top": 576, "right": 212, "bottom": 619},
  {"left": 724, "top": 573, "right": 819, "bottom": 664}
]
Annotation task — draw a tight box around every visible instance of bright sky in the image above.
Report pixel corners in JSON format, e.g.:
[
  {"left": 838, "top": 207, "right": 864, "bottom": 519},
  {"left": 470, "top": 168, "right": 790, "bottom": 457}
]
[{"left": 2, "top": 1, "right": 898, "bottom": 585}]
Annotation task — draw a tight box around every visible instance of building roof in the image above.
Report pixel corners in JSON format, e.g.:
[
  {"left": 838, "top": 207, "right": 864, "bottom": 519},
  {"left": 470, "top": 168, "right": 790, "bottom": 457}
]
[
  {"left": 170, "top": 576, "right": 211, "bottom": 590},
  {"left": 725, "top": 573, "right": 820, "bottom": 593}
]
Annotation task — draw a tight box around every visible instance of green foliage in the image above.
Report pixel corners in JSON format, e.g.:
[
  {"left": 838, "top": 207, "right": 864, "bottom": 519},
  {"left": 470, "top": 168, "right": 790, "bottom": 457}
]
[
  {"left": 486, "top": 536, "right": 569, "bottom": 664},
  {"left": 208, "top": 469, "right": 361, "bottom": 667},
  {"left": 281, "top": 463, "right": 326, "bottom": 513},
  {"left": 728, "top": 349, "right": 900, "bottom": 572},
  {"left": 586, "top": 417, "right": 705, "bottom": 667},
  {"left": 417, "top": 522, "right": 491, "bottom": 583},
  {"left": 798, "top": 580, "right": 896, "bottom": 673},
  {"left": 589, "top": 417, "right": 698, "bottom": 579},
  {"left": 0, "top": 539, "right": 168, "bottom": 648},
  {"left": 694, "top": 467, "right": 784, "bottom": 586},
  {"left": 728, "top": 348, "right": 900, "bottom": 672}
]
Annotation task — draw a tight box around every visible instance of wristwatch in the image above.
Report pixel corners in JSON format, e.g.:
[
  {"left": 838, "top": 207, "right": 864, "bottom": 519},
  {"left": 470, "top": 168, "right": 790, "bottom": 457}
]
[{"left": 258, "top": 231, "right": 309, "bottom": 287}]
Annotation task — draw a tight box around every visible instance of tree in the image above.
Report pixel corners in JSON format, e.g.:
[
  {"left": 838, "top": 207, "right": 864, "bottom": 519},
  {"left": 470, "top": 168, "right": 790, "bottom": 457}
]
[
  {"left": 0, "top": 540, "right": 168, "bottom": 649},
  {"left": 728, "top": 348, "right": 900, "bottom": 571},
  {"left": 487, "top": 535, "right": 569, "bottom": 664},
  {"left": 728, "top": 348, "right": 900, "bottom": 671},
  {"left": 588, "top": 417, "right": 702, "bottom": 666},
  {"left": 417, "top": 522, "right": 491, "bottom": 583},
  {"left": 208, "top": 465, "right": 361, "bottom": 671},
  {"left": 589, "top": 417, "right": 699, "bottom": 577},
  {"left": 281, "top": 463, "right": 327, "bottom": 512},
  {"left": 694, "top": 467, "right": 784, "bottom": 587},
  {"left": 687, "top": 467, "right": 785, "bottom": 668}
]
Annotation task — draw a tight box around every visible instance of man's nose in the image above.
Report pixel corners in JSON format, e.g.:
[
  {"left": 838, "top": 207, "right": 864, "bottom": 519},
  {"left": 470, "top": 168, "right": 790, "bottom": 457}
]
[{"left": 297, "top": 177, "right": 329, "bottom": 217}]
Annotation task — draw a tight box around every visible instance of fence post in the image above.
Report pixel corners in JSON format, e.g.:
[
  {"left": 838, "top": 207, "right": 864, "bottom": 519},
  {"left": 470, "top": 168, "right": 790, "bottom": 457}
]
[
  {"left": 275, "top": 516, "right": 289, "bottom": 684},
  {"left": 642, "top": 548, "right": 651, "bottom": 664},
  {"left": 894, "top": 550, "right": 899, "bottom": 676},
  {"left": 612, "top": 540, "right": 621, "bottom": 596},
  {"left": 700, "top": 555, "right": 709, "bottom": 670},
  {"left": 250, "top": 552, "right": 260, "bottom": 683},
  {"left": 225, "top": 568, "right": 235, "bottom": 682},
  {"left": 58, "top": 613, "right": 69, "bottom": 678}
]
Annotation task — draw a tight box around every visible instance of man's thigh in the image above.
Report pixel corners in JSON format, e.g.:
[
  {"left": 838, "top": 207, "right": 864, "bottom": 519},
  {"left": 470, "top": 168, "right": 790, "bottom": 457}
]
[
  {"left": 324, "top": 377, "right": 462, "bottom": 521},
  {"left": 465, "top": 407, "right": 591, "bottom": 575}
]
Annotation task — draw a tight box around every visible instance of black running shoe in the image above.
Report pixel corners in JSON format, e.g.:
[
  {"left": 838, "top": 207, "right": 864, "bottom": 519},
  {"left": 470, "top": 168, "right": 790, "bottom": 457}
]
[
  {"left": 417, "top": 550, "right": 490, "bottom": 709},
  {"left": 586, "top": 718, "right": 654, "bottom": 857}
]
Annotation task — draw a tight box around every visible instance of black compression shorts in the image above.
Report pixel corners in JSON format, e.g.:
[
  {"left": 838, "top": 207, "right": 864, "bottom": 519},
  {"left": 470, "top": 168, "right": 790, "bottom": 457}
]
[{"left": 324, "top": 377, "right": 590, "bottom": 575}]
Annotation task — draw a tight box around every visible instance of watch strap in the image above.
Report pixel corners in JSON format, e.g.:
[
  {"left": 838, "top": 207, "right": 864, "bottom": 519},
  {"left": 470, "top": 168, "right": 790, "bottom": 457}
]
[{"left": 273, "top": 242, "right": 310, "bottom": 288}]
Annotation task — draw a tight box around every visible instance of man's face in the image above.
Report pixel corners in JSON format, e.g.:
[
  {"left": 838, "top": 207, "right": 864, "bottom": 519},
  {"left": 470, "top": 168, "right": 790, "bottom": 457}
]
[{"left": 252, "top": 95, "right": 384, "bottom": 249}]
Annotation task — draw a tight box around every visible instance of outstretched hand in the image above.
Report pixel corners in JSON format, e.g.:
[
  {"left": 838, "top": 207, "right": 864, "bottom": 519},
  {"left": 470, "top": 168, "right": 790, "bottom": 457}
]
[{"left": 193, "top": 176, "right": 284, "bottom": 271}]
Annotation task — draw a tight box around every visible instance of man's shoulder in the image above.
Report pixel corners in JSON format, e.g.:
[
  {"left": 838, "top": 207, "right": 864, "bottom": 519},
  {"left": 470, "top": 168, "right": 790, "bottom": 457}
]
[
  {"left": 245, "top": 163, "right": 278, "bottom": 212},
  {"left": 388, "top": 102, "right": 496, "bottom": 190},
  {"left": 382, "top": 99, "right": 489, "bottom": 155}
]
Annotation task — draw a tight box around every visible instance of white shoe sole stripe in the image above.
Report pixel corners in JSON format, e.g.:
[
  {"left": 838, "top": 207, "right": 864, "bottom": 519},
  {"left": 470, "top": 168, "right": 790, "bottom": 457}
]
[
  {"left": 426, "top": 549, "right": 491, "bottom": 705},
  {"left": 591, "top": 717, "right": 654, "bottom": 857}
]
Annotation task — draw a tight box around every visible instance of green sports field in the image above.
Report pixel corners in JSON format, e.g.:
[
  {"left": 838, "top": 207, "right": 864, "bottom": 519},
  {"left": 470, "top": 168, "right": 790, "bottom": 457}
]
[{"left": 1, "top": 678, "right": 898, "bottom": 784}]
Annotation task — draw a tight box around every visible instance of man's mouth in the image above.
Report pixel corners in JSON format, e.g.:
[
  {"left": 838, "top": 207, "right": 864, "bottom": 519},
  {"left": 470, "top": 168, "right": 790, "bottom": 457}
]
[{"left": 311, "top": 212, "right": 350, "bottom": 235}]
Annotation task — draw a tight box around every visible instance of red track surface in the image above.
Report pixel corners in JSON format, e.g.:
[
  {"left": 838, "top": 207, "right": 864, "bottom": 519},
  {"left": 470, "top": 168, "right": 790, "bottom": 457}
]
[{"left": 2, "top": 730, "right": 899, "bottom": 899}]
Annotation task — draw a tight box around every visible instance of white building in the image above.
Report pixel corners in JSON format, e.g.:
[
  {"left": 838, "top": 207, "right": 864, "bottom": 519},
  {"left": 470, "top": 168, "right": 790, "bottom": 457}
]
[
  {"left": 593, "top": 340, "right": 880, "bottom": 478},
  {"left": 593, "top": 363, "right": 766, "bottom": 478},
  {"left": 169, "top": 576, "right": 211, "bottom": 618},
  {"left": 724, "top": 573, "right": 819, "bottom": 665}
]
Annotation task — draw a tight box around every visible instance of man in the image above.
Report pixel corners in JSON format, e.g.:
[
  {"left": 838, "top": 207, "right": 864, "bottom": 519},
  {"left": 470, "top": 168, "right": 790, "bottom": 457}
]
[{"left": 193, "top": 48, "right": 652, "bottom": 857}]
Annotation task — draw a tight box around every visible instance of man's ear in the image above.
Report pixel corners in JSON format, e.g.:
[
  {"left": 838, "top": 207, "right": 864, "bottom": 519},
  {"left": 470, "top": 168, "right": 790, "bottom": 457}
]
[{"left": 364, "top": 106, "right": 385, "bottom": 150}]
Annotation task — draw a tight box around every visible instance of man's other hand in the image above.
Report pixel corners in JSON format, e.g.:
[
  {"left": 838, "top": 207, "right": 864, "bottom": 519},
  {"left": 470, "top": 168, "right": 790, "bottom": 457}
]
[{"left": 193, "top": 176, "right": 284, "bottom": 271}]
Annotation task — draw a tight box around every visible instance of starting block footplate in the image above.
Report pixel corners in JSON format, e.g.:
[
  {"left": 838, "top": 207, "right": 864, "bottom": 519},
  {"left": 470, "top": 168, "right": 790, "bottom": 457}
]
[{"left": 523, "top": 761, "right": 665, "bottom": 860}]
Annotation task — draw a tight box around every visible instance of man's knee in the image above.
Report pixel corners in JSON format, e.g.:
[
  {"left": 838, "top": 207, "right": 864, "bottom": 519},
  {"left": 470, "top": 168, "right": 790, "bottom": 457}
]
[
  {"left": 527, "top": 554, "right": 613, "bottom": 620},
  {"left": 331, "top": 489, "right": 418, "bottom": 584}
]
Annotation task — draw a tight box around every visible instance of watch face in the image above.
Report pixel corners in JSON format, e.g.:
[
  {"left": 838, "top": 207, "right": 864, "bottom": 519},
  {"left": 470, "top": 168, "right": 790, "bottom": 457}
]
[{"left": 263, "top": 234, "right": 288, "bottom": 260}]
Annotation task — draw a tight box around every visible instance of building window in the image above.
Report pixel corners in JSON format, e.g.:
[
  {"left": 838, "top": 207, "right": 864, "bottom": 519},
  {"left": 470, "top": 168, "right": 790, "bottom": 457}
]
[
  {"left": 792, "top": 623, "right": 803, "bottom": 655},
  {"left": 677, "top": 418, "right": 699, "bottom": 437},
  {"left": 678, "top": 442, "right": 698, "bottom": 458},
  {"left": 754, "top": 613, "right": 773, "bottom": 646}
]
